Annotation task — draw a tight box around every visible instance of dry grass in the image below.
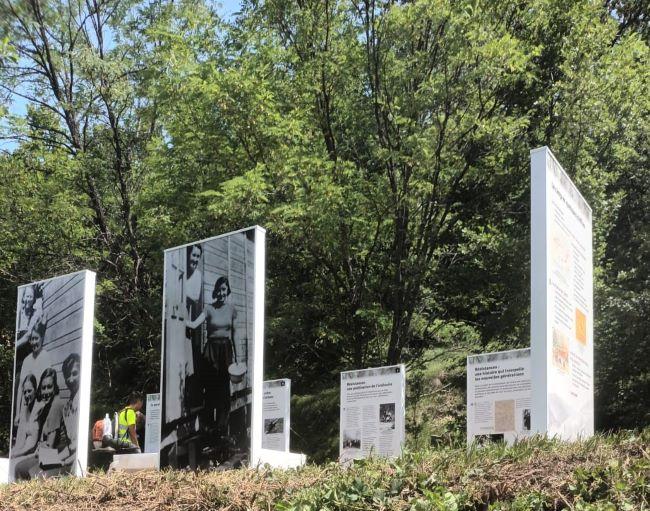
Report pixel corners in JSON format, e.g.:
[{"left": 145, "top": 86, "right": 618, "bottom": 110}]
[
  {"left": 0, "top": 431, "right": 647, "bottom": 510},
  {"left": 0, "top": 466, "right": 326, "bottom": 510}
]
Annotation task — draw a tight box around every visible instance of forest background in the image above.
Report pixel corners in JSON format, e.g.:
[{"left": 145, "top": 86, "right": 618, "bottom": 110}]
[{"left": 0, "top": 0, "right": 647, "bottom": 461}]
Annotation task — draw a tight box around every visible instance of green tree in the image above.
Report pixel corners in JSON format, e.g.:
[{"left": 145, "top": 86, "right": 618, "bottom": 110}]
[
  {"left": 0, "top": 0, "right": 161, "bottom": 430},
  {"left": 0, "top": 0, "right": 647, "bottom": 458}
]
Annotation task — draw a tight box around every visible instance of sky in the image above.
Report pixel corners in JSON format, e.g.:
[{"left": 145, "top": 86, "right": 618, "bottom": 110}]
[{"left": 219, "top": 0, "right": 243, "bottom": 18}]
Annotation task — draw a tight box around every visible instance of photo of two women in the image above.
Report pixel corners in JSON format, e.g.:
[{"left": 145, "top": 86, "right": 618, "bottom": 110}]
[{"left": 160, "top": 229, "right": 255, "bottom": 470}]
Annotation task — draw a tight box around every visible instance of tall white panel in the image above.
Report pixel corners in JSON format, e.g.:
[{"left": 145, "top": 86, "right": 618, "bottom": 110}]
[
  {"left": 531, "top": 147, "right": 594, "bottom": 440},
  {"left": 159, "top": 226, "right": 265, "bottom": 469}
]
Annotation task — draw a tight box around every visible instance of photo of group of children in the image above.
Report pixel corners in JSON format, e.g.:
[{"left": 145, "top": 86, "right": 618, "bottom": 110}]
[{"left": 9, "top": 272, "right": 90, "bottom": 482}]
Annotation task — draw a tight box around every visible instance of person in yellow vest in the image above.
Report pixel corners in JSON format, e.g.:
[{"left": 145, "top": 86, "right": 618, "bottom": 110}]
[{"left": 117, "top": 392, "right": 143, "bottom": 453}]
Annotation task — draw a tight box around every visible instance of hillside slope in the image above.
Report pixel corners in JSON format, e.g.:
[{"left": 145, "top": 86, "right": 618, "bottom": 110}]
[{"left": 1, "top": 431, "right": 647, "bottom": 510}]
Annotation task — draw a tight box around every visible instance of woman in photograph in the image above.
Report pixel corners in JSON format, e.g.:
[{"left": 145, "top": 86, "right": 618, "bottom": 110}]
[
  {"left": 19, "top": 318, "right": 50, "bottom": 386},
  {"left": 165, "top": 245, "right": 203, "bottom": 423},
  {"left": 11, "top": 374, "right": 40, "bottom": 458},
  {"left": 187, "top": 275, "right": 238, "bottom": 434},
  {"left": 14, "top": 368, "right": 64, "bottom": 480},
  {"left": 16, "top": 284, "right": 43, "bottom": 346},
  {"left": 15, "top": 318, "right": 50, "bottom": 426},
  {"left": 185, "top": 244, "right": 203, "bottom": 319},
  {"left": 184, "top": 244, "right": 203, "bottom": 409},
  {"left": 55, "top": 353, "right": 81, "bottom": 473}
]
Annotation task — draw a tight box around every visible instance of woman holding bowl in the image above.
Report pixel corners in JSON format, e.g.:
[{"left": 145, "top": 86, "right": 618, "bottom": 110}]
[{"left": 187, "top": 275, "right": 238, "bottom": 434}]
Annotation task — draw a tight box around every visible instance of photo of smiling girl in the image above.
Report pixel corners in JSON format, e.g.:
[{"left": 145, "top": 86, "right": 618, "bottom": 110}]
[{"left": 8, "top": 271, "right": 94, "bottom": 482}]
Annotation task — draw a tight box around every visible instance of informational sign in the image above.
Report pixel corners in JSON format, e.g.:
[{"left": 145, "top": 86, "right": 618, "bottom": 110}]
[
  {"left": 160, "top": 226, "right": 266, "bottom": 469},
  {"left": 144, "top": 393, "right": 161, "bottom": 454},
  {"left": 467, "top": 348, "right": 532, "bottom": 445},
  {"left": 531, "top": 147, "right": 594, "bottom": 440},
  {"left": 340, "top": 365, "right": 405, "bottom": 463},
  {"left": 262, "top": 379, "right": 291, "bottom": 452},
  {"left": 8, "top": 270, "right": 96, "bottom": 482}
]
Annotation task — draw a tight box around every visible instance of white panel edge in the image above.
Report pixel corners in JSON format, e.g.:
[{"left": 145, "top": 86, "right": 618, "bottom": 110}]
[
  {"left": 76, "top": 270, "right": 96, "bottom": 477},
  {"left": 530, "top": 147, "right": 549, "bottom": 434}
]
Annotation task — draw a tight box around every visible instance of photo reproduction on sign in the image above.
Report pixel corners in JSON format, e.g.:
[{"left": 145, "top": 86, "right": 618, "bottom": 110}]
[
  {"left": 8, "top": 271, "right": 96, "bottom": 482},
  {"left": 159, "top": 227, "right": 265, "bottom": 470}
]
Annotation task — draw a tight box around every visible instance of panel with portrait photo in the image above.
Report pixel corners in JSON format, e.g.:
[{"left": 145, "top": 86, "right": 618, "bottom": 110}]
[
  {"left": 8, "top": 270, "right": 95, "bottom": 482},
  {"left": 160, "top": 227, "right": 265, "bottom": 470}
]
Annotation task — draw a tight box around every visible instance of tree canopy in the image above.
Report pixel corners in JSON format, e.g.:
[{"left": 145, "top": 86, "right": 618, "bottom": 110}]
[{"left": 0, "top": 0, "right": 647, "bottom": 458}]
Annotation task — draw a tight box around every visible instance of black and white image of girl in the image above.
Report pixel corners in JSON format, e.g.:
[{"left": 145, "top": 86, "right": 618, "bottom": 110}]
[{"left": 161, "top": 229, "right": 257, "bottom": 470}]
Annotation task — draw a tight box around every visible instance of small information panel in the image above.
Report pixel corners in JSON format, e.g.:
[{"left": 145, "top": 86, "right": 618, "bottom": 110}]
[
  {"left": 531, "top": 147, "right": 594, "bottom": 439},
  {"left": 340, "top": 364, "right": 405, "bottom": 463},
  {"left": 262, "top": 379, "right": 291, "bottom": 452},
  {"left": 467, "top": 348, "right": 532, "bottom": 445},
  {"left": 144, "top": 393, "right": 161, "bottom": 454}
]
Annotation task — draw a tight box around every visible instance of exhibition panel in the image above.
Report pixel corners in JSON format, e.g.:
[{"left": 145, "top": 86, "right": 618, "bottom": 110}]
[
  {"left": 262, "top": 379, "right": 291, "bottom": 452},
  {"left": 159, "top": 227, "right": 266, "bottom": 469},
  {"left": 467, "top": 348, "right": 532, "bottom": 446},
  {"left": 8, "top": 270, "right": 96, "bottom": 481},
  {"left": 531, "top": 147, "right": 594, "bottom": 440},
  {"left": 340, "top": 365, "right": 405, "bottom": 463}
]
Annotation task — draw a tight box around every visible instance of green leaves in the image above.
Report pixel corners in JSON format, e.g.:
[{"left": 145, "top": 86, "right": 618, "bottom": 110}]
[{"left": 0, "top": 0, "right": 647, "bottom": 456}]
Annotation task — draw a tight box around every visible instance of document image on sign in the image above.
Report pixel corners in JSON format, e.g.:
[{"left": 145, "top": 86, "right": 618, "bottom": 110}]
[{"left": 340, "top": 365, "right": 405, "bottom": 463}]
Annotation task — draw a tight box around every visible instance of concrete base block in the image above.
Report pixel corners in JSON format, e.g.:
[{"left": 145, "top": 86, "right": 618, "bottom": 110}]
[
  {"left": 256, "top": 449, "right": 306, "bottom": 469},
  {"left": 109, "top": 453, "right": 159, "bottom": 472},
  {"left": 0, "top": 458, "right": 8, "bottom": 484}
]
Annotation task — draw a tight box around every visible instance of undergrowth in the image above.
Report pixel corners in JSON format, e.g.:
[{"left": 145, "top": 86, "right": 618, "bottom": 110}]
[{"left": 0, "top": 430, "right": 647, "bottom": 510}]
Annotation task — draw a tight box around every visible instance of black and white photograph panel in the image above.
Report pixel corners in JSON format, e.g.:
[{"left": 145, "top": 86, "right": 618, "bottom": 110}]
[
  {"left": 379, "top": 403, "right": 396, "bottom": 425},
  {"left": 342, "top": 430, "right": 361, "bottom": 450},
  {"left": 9, "top": 271, "right": 94, "bottom": 482},
  {"left": 161, "top": 228, "right": 256, "bottom": 470},
  {"left": 264, "top": 418, "right": 284, "bottom": 435}
]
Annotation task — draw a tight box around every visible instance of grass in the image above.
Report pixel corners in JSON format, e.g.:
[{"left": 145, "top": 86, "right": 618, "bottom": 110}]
[{"left": 0, "top": 430, "right": 647, "bottom": 510}]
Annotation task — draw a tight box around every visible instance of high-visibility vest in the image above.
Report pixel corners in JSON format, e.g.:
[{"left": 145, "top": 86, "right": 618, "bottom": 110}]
[{"left": 117, "top": 407, "right": 136, "bottom": 442}]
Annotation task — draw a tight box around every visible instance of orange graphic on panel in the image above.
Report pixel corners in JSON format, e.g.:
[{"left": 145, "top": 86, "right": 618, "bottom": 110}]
[
  {"left": 552, "top": 328, "right": 569, "bottom": 373},
  {"left": 575, "top": 308, "right": 587, "bottom": 345}
]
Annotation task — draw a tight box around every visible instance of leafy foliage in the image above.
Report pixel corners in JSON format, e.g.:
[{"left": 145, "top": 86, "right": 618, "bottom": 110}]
[{"left": 0, "top": 0, "right": 647, "bottom": 456}]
